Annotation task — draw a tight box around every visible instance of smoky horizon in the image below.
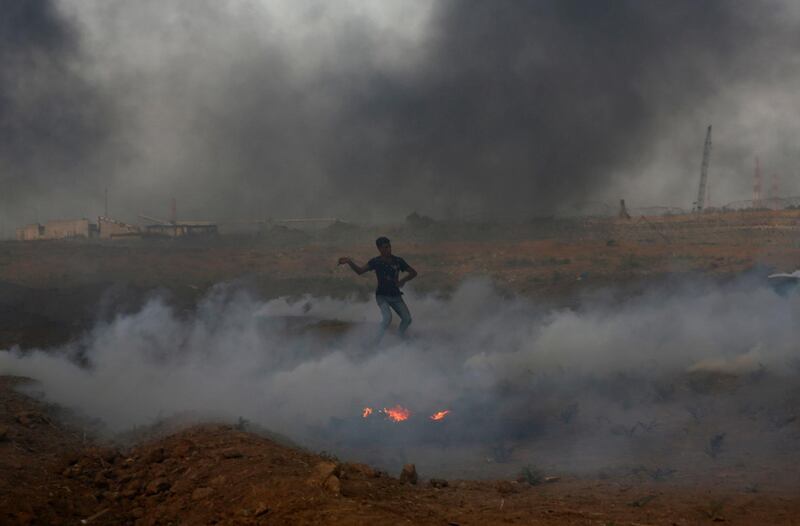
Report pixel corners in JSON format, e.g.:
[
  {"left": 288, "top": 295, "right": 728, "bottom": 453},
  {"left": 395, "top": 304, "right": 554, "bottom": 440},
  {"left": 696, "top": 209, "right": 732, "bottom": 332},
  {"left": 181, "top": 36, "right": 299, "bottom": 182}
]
[{"left": 3, "top": 0, "right": 800, "bottom": 230}]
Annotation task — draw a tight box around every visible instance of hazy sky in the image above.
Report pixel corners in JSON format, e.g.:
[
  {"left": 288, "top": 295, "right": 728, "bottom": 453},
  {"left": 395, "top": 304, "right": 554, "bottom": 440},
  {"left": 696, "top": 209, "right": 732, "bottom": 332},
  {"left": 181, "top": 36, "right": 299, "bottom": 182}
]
[{"left": 2, "top": 0, "right": 800, "bottom": 228}]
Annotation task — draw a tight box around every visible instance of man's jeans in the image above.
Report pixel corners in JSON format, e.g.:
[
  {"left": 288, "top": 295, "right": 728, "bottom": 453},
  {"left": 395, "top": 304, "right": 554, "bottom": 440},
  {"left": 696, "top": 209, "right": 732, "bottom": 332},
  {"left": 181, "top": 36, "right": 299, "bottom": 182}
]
[{"left": 376, "top": 294, "right": 412, "bottom": 340}]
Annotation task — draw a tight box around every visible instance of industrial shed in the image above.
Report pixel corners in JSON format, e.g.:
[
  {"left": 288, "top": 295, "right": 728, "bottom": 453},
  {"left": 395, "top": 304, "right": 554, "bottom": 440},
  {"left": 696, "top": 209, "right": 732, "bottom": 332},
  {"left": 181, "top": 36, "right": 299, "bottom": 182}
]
[
  {"left": 16, "top": 219, "right": 97, "bottom": 241},
  {"left": 98, "top": 216, "right": 142, "bottom": 239}
]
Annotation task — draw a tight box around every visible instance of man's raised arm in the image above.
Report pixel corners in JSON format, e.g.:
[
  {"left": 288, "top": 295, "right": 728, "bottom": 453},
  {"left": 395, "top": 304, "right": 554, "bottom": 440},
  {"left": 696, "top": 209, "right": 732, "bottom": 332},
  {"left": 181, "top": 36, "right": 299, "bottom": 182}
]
[{"left": 338, "top": 257, "right": 371, "bottom": 275}]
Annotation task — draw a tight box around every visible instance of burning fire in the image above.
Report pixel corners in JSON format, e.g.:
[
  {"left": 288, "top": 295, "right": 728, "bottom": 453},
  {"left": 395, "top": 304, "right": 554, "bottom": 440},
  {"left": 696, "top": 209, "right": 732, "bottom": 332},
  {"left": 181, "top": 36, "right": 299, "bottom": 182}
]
[
  {"left": 361, "top": 405, "right": 450, "bottom": 422},
  {"left": 382, "top": 405, "right": 411, "bottom": 422},
  {"left": 430, "top": 410, "right": 451, "bottom": 421}
]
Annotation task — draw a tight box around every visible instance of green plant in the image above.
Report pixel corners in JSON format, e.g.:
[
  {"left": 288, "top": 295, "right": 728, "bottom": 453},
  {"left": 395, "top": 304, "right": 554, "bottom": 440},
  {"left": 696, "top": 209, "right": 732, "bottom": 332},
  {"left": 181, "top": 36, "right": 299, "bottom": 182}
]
[{"left": 519, "top": 465, "right": 544, "bottom": 486}]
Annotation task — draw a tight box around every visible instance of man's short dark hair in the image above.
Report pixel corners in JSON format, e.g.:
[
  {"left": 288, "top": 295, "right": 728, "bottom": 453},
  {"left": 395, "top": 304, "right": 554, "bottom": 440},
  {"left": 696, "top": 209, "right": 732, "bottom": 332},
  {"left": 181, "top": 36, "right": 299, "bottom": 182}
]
[{"left": 376, "top": 236, "right": 390, "bottom": 247}]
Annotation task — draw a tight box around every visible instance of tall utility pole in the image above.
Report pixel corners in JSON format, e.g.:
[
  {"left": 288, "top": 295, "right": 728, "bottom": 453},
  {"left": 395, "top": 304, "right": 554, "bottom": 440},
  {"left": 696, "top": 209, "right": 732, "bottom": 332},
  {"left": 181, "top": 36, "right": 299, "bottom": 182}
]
[
  {"left": 104, "top": 187, "right": 109, "bottom": 217},
  {"left": 769, "top": 174, "right": 780, "bottom": 209},
  {"left": 694, "top": 125, "right": 713, "bottom": 212},
  {"left": 753, "top": 157, "right": 762, "bottom": 208}
]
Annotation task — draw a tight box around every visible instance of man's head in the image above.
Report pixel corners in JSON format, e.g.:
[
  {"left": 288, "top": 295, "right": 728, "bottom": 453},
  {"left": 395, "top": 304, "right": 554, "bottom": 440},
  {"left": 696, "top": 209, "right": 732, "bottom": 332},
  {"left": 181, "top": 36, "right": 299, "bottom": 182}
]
[{"left": 375, "top": 236, "right": 392, "bottom": 257}]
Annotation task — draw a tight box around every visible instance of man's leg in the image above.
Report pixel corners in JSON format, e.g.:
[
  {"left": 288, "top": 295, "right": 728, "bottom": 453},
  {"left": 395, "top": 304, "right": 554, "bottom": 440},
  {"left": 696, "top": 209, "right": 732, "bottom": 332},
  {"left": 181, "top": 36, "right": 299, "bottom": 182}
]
[
  {"left": 388, "top": 296, "right": 412, "bottom": 337},
  {"left": 375, "top": 295, "right": 393, "bottom": 343}
]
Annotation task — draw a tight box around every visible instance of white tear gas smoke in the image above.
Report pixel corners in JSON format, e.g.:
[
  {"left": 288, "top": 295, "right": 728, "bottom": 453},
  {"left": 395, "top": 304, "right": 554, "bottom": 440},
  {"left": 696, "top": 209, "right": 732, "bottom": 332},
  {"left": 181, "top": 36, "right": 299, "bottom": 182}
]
[{"left": 2, "top": 278, "right": 800, "bottom": 477}]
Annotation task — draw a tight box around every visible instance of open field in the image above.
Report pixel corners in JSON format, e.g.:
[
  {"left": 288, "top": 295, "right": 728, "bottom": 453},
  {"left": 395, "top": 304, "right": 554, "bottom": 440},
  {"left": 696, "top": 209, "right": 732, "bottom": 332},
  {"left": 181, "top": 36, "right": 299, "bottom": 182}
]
[
  {"left": 2, "top": 211, "right": 800, "bottom": 524},
  {"left": 2, "top": 210, "right": 800, "bottom": 350}
]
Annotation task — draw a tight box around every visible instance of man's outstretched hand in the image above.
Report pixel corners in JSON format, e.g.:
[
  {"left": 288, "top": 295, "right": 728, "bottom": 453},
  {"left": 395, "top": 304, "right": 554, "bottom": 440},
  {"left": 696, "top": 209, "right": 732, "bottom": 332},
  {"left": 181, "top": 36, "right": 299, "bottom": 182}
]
[{"left": 338, "top": 257, "right": 352, "bottom": 265}]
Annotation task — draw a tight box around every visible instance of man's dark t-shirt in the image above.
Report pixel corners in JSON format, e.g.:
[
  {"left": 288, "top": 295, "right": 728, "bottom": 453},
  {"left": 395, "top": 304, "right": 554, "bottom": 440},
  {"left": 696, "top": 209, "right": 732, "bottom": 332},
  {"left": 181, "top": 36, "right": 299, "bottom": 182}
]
[{"left": 367, "top": 256, "right": 410, "bottom": 297}]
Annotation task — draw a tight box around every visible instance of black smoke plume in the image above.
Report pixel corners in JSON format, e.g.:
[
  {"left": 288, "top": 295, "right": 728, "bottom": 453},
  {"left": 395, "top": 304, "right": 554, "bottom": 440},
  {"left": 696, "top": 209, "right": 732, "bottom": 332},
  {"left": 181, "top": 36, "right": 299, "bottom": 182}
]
[{"left": 1, "top": 1, "right": 797, "bottom": 227}]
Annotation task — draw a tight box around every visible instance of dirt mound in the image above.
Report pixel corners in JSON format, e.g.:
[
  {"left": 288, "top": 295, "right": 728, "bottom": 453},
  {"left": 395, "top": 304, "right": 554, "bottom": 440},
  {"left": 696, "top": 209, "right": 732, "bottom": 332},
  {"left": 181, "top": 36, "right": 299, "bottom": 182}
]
[
  {"left": 0, "top": 376, "right": 96, "bottom": 525},
  {"left": 56, "top": 425, "right": 405, "bottom": 525},
  {"left": 3, "top": 375, "right": 800, "bottom": 525}
]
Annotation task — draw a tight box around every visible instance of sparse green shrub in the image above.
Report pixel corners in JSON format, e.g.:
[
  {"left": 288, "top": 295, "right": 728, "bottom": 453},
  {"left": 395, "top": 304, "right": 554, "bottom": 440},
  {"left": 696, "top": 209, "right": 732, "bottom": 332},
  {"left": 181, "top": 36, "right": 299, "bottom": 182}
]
[{"left": 519, "top": 465, "right": 544, "bottom": 486}]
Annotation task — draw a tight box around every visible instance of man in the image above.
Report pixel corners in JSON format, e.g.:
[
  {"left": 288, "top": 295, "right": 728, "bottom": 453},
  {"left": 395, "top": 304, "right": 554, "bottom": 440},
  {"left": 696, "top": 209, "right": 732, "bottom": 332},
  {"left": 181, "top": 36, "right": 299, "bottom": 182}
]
[{"left": 339, "top": 237, "right": 417, "bottom": 341}]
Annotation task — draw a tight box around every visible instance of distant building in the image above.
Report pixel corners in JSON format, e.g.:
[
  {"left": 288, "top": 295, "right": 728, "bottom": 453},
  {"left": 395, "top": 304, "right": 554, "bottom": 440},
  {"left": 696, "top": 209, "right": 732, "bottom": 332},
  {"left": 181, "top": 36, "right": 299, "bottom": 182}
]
[
  {"left": 16, "top": 216, "right": 218, "bottom": 241},
  {"left": 16, "top": 218, "right": 97, "bottom": 241},
  {"left": 144, "top": 221, "right": 218, "bottom": 238},
  {"left": 98, "top": 216, "right": 141, "bottom": 239},
  {"left": 16, "top": 223, "right": 45, "bottom": 241}
]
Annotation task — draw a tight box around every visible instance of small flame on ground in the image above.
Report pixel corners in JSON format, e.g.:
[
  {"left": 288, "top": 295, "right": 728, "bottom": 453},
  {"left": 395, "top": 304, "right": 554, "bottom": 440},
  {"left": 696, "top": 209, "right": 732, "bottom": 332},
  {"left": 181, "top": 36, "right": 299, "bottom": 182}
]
[
  {"left": 382, "top": 405, "right": 411, "bottom": 422},
  {"left": 362, "top": 407, "right": 373, "bottom": 418},
  {"left": 430, "top": 410, "right": 451, "bottom": 421}
]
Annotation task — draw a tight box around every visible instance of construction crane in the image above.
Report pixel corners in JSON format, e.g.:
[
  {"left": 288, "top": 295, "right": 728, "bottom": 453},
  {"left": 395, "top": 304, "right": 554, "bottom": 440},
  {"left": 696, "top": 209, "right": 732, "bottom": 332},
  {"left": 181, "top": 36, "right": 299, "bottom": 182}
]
[{"left": 693, "top": 125, "right": 712, "bottom": 212}]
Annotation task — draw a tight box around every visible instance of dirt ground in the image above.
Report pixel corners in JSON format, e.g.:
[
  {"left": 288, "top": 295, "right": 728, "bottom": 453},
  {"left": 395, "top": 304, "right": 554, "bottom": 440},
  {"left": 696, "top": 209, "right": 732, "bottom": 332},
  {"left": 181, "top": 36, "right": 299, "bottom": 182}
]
[
  {"left": 2, "top": 210, "right": 800, "bottom": 351},
  {"left": 3, "top": 376, "right": 800, "bottom": 526},
  {"left": 2, "top": 212, "right": 800, "bottom": 524}
]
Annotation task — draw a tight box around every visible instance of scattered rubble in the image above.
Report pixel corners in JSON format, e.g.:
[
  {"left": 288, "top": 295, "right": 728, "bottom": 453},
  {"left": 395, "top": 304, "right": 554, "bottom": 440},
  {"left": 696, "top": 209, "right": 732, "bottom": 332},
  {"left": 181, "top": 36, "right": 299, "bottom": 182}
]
[
  {"left": 145, "top": 477, "right": 171, "bottom": 495},
  {"left": 144, "top": 447, "right": 165, "bottom": 464},
  {"left": 340, "top": 462, "right": 381, "bottom": 480},
  {"left": 399, "top": 463, "right": 418, "bottom": 485},
  {"left": 1, "top": 395, "right": 800, "bottom": 525},
  {"left": 221, "top": 448, "right": 244, "bottom": 459},
  {"left": 15, "top": 411, "right": 41, "bottom": 427},
  {"left": 429, "top": 478, "right": 449, "bottom": 488},
  {"left": 323, "top": 474, "right": 342, "bottom": 495},
  {"left": 307, "top": 461, "right": 340, "bottom": 486}
]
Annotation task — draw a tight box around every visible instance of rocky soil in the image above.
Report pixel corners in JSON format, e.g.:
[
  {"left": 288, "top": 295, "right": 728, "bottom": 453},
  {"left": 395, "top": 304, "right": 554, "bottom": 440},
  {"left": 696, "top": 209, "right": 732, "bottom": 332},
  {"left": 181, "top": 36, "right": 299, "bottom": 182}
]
[
  {"left": 4, "top": 213, "right": 800, "bottom": 524},
  {"left": 3, "top": 376, "right": 800, "bottom": 525}
]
